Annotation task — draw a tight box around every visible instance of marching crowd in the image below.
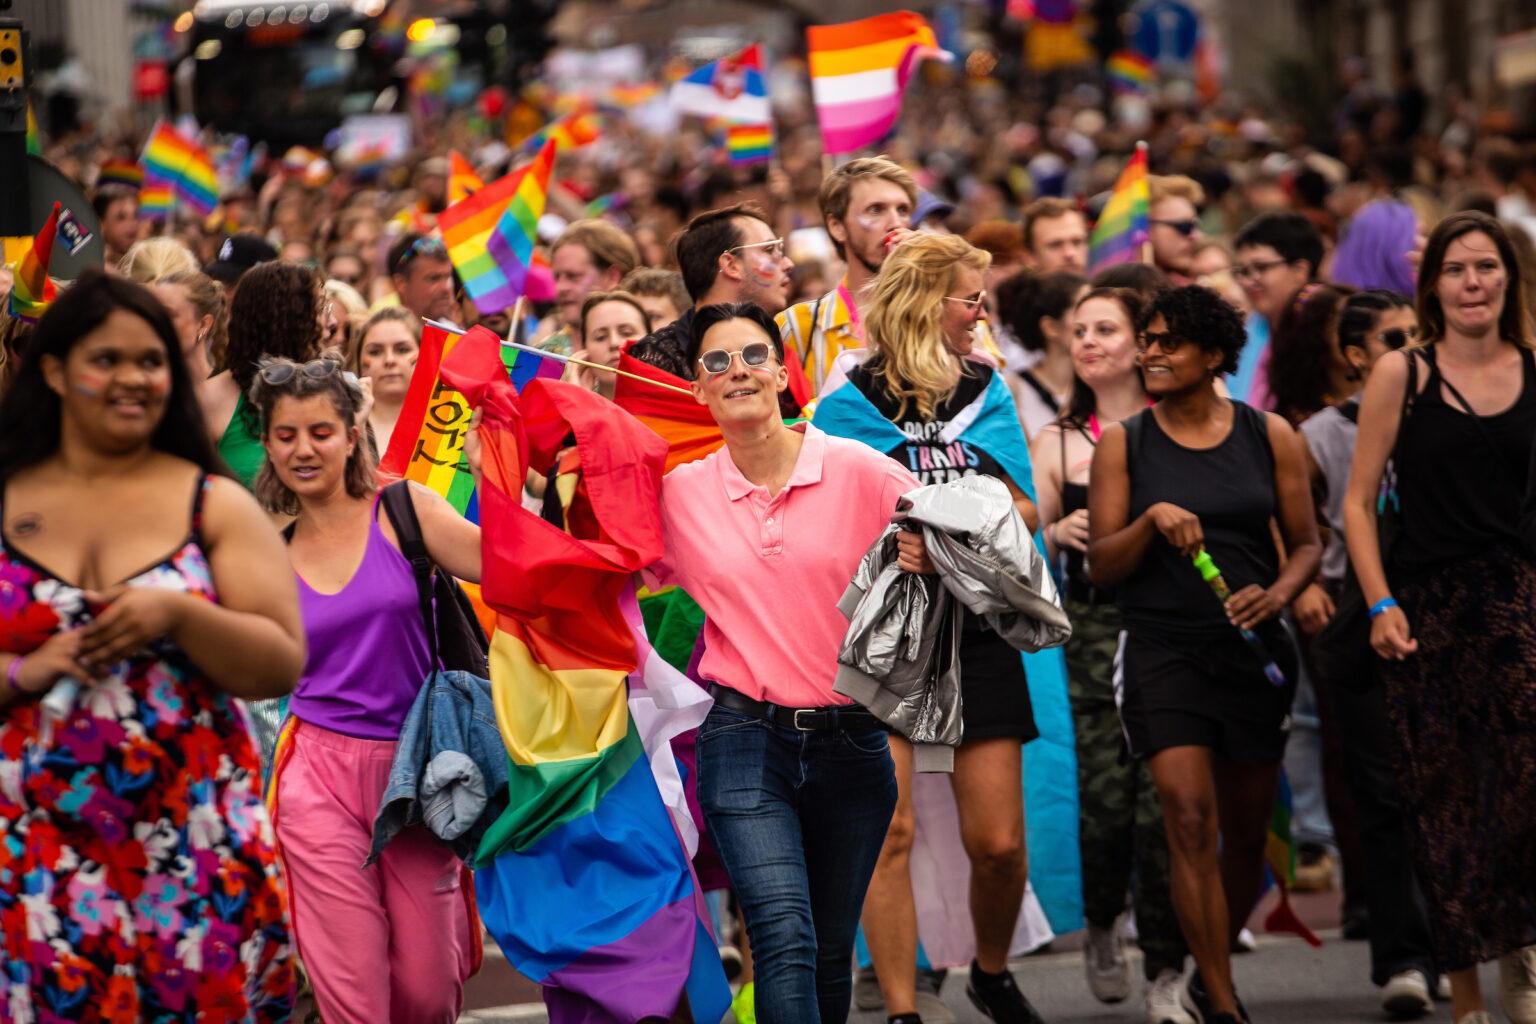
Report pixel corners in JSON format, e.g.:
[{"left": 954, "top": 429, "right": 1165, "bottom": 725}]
[{"left": 2, "top": 61, "right": 1536, "bottom": 1024}]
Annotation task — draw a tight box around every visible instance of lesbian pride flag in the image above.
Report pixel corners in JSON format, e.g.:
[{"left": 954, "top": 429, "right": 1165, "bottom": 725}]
[
  {"left": 1088, "top": 141, "right": 1150, "bottom": 273},
  {"left": 808, "top": 11, "right": 951, "bottom": 155},
  {"left": 438, "top": 330, "right": 728, "bottom": 1024}
]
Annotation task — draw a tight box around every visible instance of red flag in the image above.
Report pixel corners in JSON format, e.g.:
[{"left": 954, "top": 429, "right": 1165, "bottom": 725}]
[{"left": 612, "top": 353, "right": 724, "bottom": 473}]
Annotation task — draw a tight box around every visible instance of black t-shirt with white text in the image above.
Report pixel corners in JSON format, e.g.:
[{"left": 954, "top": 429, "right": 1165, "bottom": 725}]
[{"left": 847, "top": 362, "right": 1005, "bottom": 485}]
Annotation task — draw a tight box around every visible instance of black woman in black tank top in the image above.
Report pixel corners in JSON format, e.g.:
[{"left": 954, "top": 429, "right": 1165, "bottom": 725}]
[
  {"left": 1086, "top": 286, "right": 1321, "bottom": 1024},
  {"left": 1343, "top": 213, "right": 1536, "bottom": 1010}
]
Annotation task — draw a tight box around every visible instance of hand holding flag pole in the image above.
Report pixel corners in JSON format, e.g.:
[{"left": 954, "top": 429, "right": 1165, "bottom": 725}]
[{"left": 423, "top": 318, "right": 694, "bottom": 397}]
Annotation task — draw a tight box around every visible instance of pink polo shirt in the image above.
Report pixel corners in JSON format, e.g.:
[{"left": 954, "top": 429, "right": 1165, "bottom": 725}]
[{"left": 652, "top": 422, "right": 918, "bottom": 708}]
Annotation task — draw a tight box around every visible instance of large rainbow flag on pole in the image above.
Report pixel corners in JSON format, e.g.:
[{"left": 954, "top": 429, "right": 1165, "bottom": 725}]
[
  {"left": 440, "top": 140, "right": 556, "bottom": 316},
  {"left": 807, "top": 11, "right": 951, "bottom": 155},
  {"left": 438, "top": 329, "right": 729, "bottom": 1024},
  {"left": 138, "top": 120, "right": 219, "bottom": 220},
  {"left": 1087, "top": 141, "right": 1151, "bottom": 274}
]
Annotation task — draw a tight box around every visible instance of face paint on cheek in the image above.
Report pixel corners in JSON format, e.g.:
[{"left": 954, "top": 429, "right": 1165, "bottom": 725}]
[
  {"left": 147, "top": 375, "right": 172, "bottom": 399},
  {"left": 746, "top": 251, "right": 780, "bottom": 283},
  {"left": 855, "top": 213, "right": 883, "bottom": 233},
  {"left": 73, "top": 371, "right": 110, "bottom": 400}
]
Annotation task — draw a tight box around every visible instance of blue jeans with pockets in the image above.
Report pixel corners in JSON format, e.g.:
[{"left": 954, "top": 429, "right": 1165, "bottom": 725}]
[{"left": 696, "top": 703, "right": 897, "bottom": 1024}]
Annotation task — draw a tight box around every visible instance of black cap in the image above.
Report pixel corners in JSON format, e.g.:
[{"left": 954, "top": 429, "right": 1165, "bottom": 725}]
[{"left": 205, "top": 234, "right": 279, "bottom": 282}]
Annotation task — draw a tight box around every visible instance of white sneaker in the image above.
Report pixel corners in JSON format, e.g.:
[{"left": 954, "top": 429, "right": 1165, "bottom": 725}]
[
  {"left": 1232, "top": 927, "right": 1257, "bottom": 953},
  {"left": 1438, "top": 974, "right": 1453, "bottom": 1000},
  {"left": 1380, "top": 969, "right": 1432, "bottom": 1019},
  {"left": 1084, "top": 920, "right": 1131, "bottom": 1003},
  {"left": 1456, "top": 1012, "right": 1495, "bottom": 1024},
  {"left": 1500, "top": 946, "right": 1536, "bottom": 1024},
  {"left": 1146, "top": 967, "right": 1195, "bottom": 1024}
]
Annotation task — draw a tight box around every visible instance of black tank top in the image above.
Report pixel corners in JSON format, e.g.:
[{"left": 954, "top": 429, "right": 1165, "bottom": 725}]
[
  {"left": 1393, "top": 346, "right": 1536, "bottom": 577},
  {"left": 1117, "top": 402, "right": 1280, "bottom": 638},
  {"left": 1057, "top": 424, "right": 1111, "bottom": 603}
]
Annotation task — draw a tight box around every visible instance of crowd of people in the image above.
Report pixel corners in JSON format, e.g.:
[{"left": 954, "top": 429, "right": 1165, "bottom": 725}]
[{"left": 2, "top": 51, "right": 1536, "bottom": 1024}]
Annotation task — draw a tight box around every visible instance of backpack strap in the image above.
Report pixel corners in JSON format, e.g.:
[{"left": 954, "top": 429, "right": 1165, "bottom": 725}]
[
  {"left": 1123, "top": 408, "right": 1147, "bottom": 486},
  {"left": 380, "top": 480, "right": 440, "bottom": 668}
]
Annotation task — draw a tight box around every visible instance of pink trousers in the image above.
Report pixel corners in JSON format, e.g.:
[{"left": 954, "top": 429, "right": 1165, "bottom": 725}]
[{"left": 273, "top": 720, "right": 475, "bottom": 1024}]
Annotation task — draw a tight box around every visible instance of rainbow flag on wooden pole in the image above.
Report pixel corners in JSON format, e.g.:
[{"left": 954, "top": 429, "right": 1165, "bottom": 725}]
[
  {"left": 1087, "top": 141, "right": 1151, "bottom": 274},
  {"left": 437, "top": 330, "right": 730, "bottom": 1024},
  {"left": 440, "top": 140, "right": 556, "bottom": 317},
  {"left": 807, "top": 11, "right": 951, "bottom": 155}
]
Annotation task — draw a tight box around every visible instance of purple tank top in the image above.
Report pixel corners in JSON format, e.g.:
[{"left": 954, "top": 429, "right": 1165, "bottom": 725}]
[{"left": 288, "top": 510, "right": 433, "bottom": 739}]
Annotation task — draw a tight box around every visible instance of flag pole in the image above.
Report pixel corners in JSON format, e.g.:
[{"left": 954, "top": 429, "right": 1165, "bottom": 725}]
[{"left": 422, "top": 319, "right": 696, "bottom": 396}]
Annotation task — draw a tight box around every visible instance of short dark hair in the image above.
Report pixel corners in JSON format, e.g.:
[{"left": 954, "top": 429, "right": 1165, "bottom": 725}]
[
  {"left": 674, "top": 204, "right": 771, "bottom": 302},
  {"left": 995, "top": 269, "right": 1087, "bottom": 352},
  {"left": 1270, "top": 282, "right": 1356, "bottom": 421},
  {"left": 1147, "top": 285, "right": 1247, "bottom": 376},
  {"left": 1091, "top": 262, "right": 1169, "bottom": 296},
  {"left": 90, "top": 187, "right": 137, "bottom": 222},
  {"left": 686, "top": 302, "right": 784, "bottom": 370},
  {"left": 0, "top": 269, "right": 224, "bottom": 485},
  {"left": 1233, "top": 211, "right": 1324, "bottom": 280}
]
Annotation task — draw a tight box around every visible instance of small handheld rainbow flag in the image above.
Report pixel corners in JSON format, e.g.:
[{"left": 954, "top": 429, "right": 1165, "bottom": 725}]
[
  {"left": 1106, "top": 50, "right": 1155, "bottom": 93},
  {"left": 1088, "top": 141, "right": 1150, "bottom": 274},
  {"left": 9, "top": 202, "right": 59, "bottom": 323},
  {"left": 725, "top": 123, "right": 774, "bottom": 165},
  {"left": 138, "top": 121, "right": 218, "bottom": 219},
  {"left": 807, "top": 12, "right": 951, "bottom": 155},
  {"left": 441, "top": 141, "right": 556, "bottom": 316},
  {"left": 448, "top": 150, "right": 483, "bottom": 204},
  {"left": 176, "top": 139, "right": 220, "bottom": 218},
  {"left": 520, "top": 103, "right": 602, "bottom": 154}
]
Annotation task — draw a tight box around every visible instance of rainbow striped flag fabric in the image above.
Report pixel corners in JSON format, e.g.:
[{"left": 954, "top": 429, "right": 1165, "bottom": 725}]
[
  {"left": 439, "top": 140, "right": 556, "bottom": 317},
  {"left": 25, "top": 99, "right": 39, "bottom": 156},
  {"left": 725, "top": 122, "right": 774, "bottom": 165},
  {"left": 1087, "top": 141, "right": 1150, "bottom": 274},
  {"left": 612, "top": 353, "right": 725, "bottom": 473},
  {"left": 8, "top": 202, "right": 59, "bottom": 323},
  {"left": 138, "top": 121, "right": 219, "bottom": 219},
  {"left": 807, "top": 11, "right": 951, "bottom": 155},
  {"left": 436, "top": 330, "right": 729, "bottom": 1024},
  {"left": 97, "top": 159, "right": 144, "bottom": 192},
  {"left": 377, "top": 324, "right": 560, "bottom": 522},
  {"left": 448, "top": 150, "right": 483, "bottom": 204},
  {"left": 1106, "top": 50, "right": 1155, "bottom": 93},
  {"left": 520, "top": 103, "right": 602, "bottom": 155}
]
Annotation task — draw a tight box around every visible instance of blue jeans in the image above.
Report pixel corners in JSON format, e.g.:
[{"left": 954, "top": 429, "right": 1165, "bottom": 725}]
[{"left": 696, "top": 704, "right": 897, "bottom": 1024}]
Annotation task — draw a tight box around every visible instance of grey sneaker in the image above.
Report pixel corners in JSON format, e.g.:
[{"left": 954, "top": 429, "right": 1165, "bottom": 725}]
[
  {"left": 1380, "top": 969, "right": 1432, "bottom": 1019},
  {"left": 1084, "top": 920, "right": 1131, "bottom": 1003},
  {"left": 1146, "top": 968, "right": 1195, "bottom": 1024},
  {"left": 853, "top": 964, "right": 884, "bottom": 1011},
  {"left": 1500, "top": 946, "right": 1536, "bottom": 1024},
  {"left": 915, "top": 989, "right": 958, "bottom": 1024}
]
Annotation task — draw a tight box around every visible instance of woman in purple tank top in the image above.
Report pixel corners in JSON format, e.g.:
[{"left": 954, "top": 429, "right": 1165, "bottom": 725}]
[{"left": 248, "top": 350, "right": 484, "bottom": 1024}]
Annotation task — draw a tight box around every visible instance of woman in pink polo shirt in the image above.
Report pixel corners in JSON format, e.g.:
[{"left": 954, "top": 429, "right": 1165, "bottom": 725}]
[{"left": 649, "top": 302, "right": 923, "bottom": 1024}]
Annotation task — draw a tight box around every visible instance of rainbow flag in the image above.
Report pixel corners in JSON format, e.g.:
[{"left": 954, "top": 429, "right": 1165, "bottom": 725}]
[
  {"left": 521, "top": 103, "right": 602, "bottom": 154},
  {"left": 442, "top": 141, "right": 556, "bottom": 317},
  {"left": 1087, "top": 141, "right": 1150, "bottom": 274},
  {"left": 449, "top": 150, "right": 483, "bottom": 204},
  {"left": 807, "top": 11, "right": 951, "bottom": 155},
  {"left": 378, "top": 324, "right": 560, "bottom": 522},
  {"left": 436, "top": 331, "right": 729, "bottom": 1024},
  {"left": 726, "top": 122, "right": 774, "bottom": 165},
  {"left": 25, "top": 99, "right": 39, "bottom": 156},
  {"left": 1106, "top": 50, "right": 1155, "bottom": 93},
  {"left": 138, "top": 121, "right": 218, "bottom": 218},
  {"left": 1262, "top": 771, "right": 1322, "bottom": 947},
  {"left": 98, "top": 159, "right": 144, "bottom": 192},
  {"left": 176, "top": 138, "right": 220, "bottom": 218},
  {"left": 8, "top": 202, "right": 59, "bottom": 323},
  {"left": 612, "top": 354, "right": 726, "bottom": 473}
]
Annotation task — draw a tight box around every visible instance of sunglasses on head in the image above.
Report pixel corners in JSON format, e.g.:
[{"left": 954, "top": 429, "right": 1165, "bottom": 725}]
[
  {"left": 391, "top": 236, "right": 448, "bottom": 274},
  {"left": 259, "top": 357, "right": 342, "bottom": 386},
  {"left": 698, "top": 341, "right": 777, "bottom": 376},
  {"left": 1151, "top": 218, "right": 1200, "bottom": 237}
]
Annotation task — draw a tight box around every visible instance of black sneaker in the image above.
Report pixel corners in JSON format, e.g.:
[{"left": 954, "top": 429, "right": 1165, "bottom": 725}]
[
  {"left": 1180, "top": 970, "right": 1249, "bottom": 1024},
  {"left": 965, "top": 960, "right": 1046, "bottom": 1024}
]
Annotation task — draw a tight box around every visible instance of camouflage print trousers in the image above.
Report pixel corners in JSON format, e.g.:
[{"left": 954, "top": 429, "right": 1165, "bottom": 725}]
[{"left": 1064, "top": 598, "right": 1187, "bottom": 980}]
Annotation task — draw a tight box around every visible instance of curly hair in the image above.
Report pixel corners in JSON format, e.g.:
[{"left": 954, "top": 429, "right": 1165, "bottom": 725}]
[
  {"left": 223, "top": 262, "right": 324, "bottom": 391},
  {"left": 1269, "top": 282, "right": 1356, "bottom": 422},
  {"left": 862, "top": 234, "right": 991, "bottom": 420},
  {"left": 248, "top": 348, "right": 376, "bottom": 515},
  {"left": 1147, "top": 284, "right": 1248, "bottom": 377}
]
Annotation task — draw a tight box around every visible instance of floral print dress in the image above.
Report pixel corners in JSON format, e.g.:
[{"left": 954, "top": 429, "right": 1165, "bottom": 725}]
[{"left": 0, "top": 478, "right": 293, "bottom": 1023}]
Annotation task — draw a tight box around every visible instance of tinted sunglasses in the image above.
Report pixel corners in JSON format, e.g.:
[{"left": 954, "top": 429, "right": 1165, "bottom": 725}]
[
  {"left": 1151, "top": 218, "right": 1200, "bottom": 237},
  {"left": 1136, "top": 331, "right": 1191, "bottom": 354},
  {"left": 1377, "top": 325, "right": 1418, "bottom": 349},
  {"left": 260, "top": 357, "right": 342, "bottom": 385},
  {"left": 698, "top": 341, "right": 776, "bottom": 376}
]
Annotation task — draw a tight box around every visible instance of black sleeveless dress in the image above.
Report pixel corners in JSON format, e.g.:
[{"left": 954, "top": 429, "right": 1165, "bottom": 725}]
[
  {"left": 1378, "top": 345, "right": 1536, "bottom": 972},
  {"left": 1114, "top": 402, "right": 1298, "bottom": 763}
]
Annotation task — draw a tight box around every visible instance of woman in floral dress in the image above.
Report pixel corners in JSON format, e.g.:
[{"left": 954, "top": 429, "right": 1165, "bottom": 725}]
[{"left": 0, "top": 270, "right": 305, "bottom": 1022}]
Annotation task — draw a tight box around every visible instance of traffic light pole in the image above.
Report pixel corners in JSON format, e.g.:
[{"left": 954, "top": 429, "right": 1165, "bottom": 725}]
[{"left": 0, "top": 0, "right": 31, "bottom": 237}]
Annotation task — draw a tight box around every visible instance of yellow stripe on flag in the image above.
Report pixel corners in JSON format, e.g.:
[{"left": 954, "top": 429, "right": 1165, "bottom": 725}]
[{"left": 490, "top": 629, "right": 631, "bottom": 766}]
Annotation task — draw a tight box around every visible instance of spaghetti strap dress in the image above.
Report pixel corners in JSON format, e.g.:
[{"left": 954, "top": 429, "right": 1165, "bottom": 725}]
[{"left": 0, "top": 475, "right": 294, "bottom": 1023}]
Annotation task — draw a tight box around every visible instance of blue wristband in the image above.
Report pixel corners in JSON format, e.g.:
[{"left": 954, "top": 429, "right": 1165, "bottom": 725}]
[{"left": 1369, "top": 597, "right": 1399, "bottom": 619}]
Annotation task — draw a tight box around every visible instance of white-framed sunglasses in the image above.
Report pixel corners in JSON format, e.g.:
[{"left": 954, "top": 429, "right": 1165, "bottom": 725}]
[
  {"left": 944, "top": 292, "right": 987, "bottom": 309},
  {"left": 698, "top": 341, "right": 778, "bottom": 376},
  {"left": 724, "top": 238, "right": 786, "bottom": 261}
]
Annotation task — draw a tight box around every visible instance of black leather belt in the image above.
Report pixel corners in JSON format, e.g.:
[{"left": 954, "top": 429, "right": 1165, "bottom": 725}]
[{"left": 708, "top": 684, "right": 882, "bottom": 733}]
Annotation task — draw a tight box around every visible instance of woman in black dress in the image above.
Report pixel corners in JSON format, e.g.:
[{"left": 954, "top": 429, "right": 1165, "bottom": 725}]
[
  {"left": 1088, "top": 285, "right": 1321, "bottom": 1024},
  {"left": 1343, "top": 211, "right": 1536, "bottom": 1024}
]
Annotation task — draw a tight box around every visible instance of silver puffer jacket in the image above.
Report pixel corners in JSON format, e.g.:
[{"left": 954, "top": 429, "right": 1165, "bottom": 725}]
[{"left": 834, "top": 476, "right": 1072, "bottom": 772}]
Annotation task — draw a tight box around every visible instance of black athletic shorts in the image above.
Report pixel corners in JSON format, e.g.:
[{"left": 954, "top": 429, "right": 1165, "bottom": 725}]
[
  {"left": 958, "top": 614, "right": 1038, "bottom": 743},
  {"left": 1117, "top": 623, "right": 1298, "bottom": 764}
]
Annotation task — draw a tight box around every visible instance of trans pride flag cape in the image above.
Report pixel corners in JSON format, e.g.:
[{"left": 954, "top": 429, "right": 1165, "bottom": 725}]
[
  {"left": 439, "top": 331, "right": 729, "bottom": 1024},
  {"left": 814, "top": 368, "right": 1085, "bottom": 937}
]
